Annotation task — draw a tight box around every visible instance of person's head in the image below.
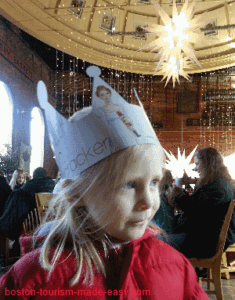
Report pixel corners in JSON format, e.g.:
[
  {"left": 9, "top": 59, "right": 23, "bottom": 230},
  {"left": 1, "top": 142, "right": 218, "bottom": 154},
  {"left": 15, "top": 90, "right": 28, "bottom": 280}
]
[
  {"left": 95, "top": 85, "right": 111, "bottom": 103},
  {"left": 159, "top": 169, "right": 173, "bottom": 194},
  {"left": 0, "top": 170, "right": 5, "bottom": 177},
  {"left": 33, "top": 167, "right": 47, "bottom": 179},
  {"left": 81, "top": 144, "right": 164, "bottom": 242},
  {"left": 194, "top": 147, "right": 232, "bottom": 188},
  {"left": 9, "top": 169, "right": 26, "bottom": 190},
  {"left": 41, "top": 143, "right": 164, "bottom": 284},
  {"left": 16, "top": 170, "right": 26, "bottom": 184}
]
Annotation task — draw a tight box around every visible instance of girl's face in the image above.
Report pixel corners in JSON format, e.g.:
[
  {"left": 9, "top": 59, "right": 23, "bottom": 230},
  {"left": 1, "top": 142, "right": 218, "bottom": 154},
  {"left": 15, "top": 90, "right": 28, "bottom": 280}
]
[
  {"left": 83, "top": 146, "right": 163, "bottom": 242},
  {"left": 16, "top": 173, "right": 25, "bottom": 184},
  {"left": 98, "top": 89, "right": 111, "bottom": 104}
]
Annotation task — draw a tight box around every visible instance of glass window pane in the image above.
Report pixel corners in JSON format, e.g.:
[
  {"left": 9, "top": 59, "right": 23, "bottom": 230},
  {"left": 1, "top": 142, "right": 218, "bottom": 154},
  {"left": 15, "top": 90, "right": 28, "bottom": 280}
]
[
  {"left": 0, "top": 82, "right": 13, "bottom": 155},
  {"left": 30, "top": 107, "right": 45, "bottom": 175}
]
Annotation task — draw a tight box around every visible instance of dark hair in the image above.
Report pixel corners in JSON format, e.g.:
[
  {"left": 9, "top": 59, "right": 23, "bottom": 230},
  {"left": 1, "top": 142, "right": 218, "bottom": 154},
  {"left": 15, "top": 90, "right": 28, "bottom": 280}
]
[
  {"left": 195, "top": 147, "right": 232, "bottom": 188},
  {"left": 0, "top": 170, "right": 5, "bottom": 176},
  {"left": 95, "top": 85, "right": 111, "bottom": 97},
  {"left": 33, "top": 167, "right": 47, "bottom": 179}
]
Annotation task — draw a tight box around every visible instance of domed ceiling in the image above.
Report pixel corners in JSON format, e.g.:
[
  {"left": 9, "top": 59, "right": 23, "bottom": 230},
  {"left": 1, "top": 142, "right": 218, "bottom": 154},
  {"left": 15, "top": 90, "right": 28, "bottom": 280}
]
[{"left": 1, "top": 0, "right": 235, "bottom": 75}]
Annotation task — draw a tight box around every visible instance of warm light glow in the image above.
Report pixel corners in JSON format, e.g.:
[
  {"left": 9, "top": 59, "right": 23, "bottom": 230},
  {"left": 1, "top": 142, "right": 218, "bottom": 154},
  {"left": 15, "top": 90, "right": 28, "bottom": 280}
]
[
  {"left": 166, "top": 12, "right": 190, "bottom": 49},
  {"left": 229, "top": 42, "right": 235, "bottom": 48},
  {"left": 0, "top": 82, "right": 13, "bottom": 155},
  {"left": 225, "top": 36, "right": 232, "bottom": 42},
  {"left": 224, "top": 153, "right": 235, "bottom": 179},
  {"left": 143, "top": 0, "right": 210, "bottom": 86},
  {"left": 30, "top": 108, "right": 45, "bottom": 176},
  {"left": 164, "top": 146, "right": 199, "bottom": 178}
]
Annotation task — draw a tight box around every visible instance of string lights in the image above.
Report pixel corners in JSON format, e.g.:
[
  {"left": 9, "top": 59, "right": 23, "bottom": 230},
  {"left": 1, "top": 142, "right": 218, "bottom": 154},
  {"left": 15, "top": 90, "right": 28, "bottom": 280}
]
[{"left": 52, "top": 44, "right": 235, "bottom": 170}]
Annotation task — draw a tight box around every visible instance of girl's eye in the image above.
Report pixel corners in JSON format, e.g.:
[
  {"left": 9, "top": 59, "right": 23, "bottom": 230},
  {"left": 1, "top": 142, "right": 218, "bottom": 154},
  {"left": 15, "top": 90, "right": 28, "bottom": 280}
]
[
  {"left": 150, "top": 180, "right": 159, "bottom": 187},
  {"left": 123, "top": 181, "right": 134, "bottom": 189}
]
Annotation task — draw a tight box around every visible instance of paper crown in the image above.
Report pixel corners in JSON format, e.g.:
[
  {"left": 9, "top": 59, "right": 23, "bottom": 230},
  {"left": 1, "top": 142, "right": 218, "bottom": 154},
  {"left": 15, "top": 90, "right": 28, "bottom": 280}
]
[{"left": 37, "top": 66, "right": 161, "bottom": 179}]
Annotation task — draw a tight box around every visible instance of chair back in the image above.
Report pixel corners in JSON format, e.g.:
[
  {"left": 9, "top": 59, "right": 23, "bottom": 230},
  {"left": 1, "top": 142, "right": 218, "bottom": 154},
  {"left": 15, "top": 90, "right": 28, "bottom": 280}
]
[
  {"left": 35, "top": 193, "right": 53, "bottom": 223},
  {"left": 216, "top": 199, "right": 235, "bottom": 254},
  {"left": 22, "top": 208, "right": 40, "bottom": 234}
]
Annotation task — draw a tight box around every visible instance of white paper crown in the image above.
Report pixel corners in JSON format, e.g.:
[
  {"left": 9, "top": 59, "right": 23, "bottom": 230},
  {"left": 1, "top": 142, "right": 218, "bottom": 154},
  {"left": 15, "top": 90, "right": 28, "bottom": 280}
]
[{"left": 37, "top": 66, "right": 161, "bottom": 179}]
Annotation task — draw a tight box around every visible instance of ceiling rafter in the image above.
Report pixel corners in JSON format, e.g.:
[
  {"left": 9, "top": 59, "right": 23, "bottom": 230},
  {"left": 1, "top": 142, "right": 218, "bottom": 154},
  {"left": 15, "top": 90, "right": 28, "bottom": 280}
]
[{"left": 54, "top": 0, "right": 61, "bottom": 14}]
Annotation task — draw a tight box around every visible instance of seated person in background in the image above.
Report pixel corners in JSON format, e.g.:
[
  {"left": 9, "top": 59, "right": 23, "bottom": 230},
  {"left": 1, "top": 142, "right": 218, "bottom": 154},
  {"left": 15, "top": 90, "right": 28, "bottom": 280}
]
[
  {"left": 9, "top": 169, "right": 26, "bottom": 191},
  {"left": 25, "top": 171, "right": 32, "bottom": 182},
  {"left": 153, "top": 169, "right": 176, "bottom": 233},
  {"left": 0, "top": 189, "right": 37, "bottom": 253},
  {"left": 0, "top": 174, "right": 12, "bottom": 217},
  {"left": 21, "top": 167, "right": 55, "bottom": 194},
  {"left": 0, "top": 168, "right": 54, "bottom": 250},
  {"left": 0, "top": 170, "right": 9, "bottom": 183},
  {"left": 171, "top": 147, "right": 234, "bottom": 258}
]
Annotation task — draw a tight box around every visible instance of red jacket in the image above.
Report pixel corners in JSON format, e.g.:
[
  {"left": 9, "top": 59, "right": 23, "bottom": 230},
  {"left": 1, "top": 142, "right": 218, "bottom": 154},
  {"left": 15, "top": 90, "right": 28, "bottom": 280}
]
[{"left": 0, "top": 229, "right": 209, "bottom": 299}]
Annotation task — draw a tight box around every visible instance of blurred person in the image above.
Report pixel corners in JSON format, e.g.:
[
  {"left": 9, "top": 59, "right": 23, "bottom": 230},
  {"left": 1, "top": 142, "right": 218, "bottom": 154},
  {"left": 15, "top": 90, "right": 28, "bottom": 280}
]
[
  {"left": 0, "top": 170, "right": 9, "bottom": 184},
  {"left": 0, "top": 175, "right": 12, "bottom": 217},
  {"left": 21, "top": 167, "right": 55, "bottom": 194},
  {"left": 25, "top": 171, "right": 32, "bottom": 182},
  {"left": 0, "top": 170, "right": 5, "bottom": 177},
  {"left": 0, "top": 167, "right": 54, "bottom": 249},
  {"left": 171, "top": 147, "right": 235, "bottom": 258},
  {"left": 0, "top": 188, "right": 37, "bottom": 254},
  {"left": 9, "top": 169, "right": 26, "bottom": 191},
  {"left": 153, "top": 169, "right": 176, "bottom": 233}
]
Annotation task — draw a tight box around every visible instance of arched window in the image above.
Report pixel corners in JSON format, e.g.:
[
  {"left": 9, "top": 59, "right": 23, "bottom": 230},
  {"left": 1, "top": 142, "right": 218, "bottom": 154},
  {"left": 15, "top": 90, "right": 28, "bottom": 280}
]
[
  {"left": 0, "top": 81, "right": 13, "bottom": 154},
  {"left": 30, "top": 107, "right": 45, "bottom": 175}
]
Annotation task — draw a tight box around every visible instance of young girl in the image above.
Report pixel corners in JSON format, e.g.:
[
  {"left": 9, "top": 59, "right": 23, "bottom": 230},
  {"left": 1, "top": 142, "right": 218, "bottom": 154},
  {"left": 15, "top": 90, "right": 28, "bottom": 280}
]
[
  {"left": 0, "top": 144, "right": 208, "bottom": 299},
  {"left": 0, "top": 71, "right": 209, "bottom": 299},
  {"left": 9, "top": 169, "right": 26, "bottom": 191}
]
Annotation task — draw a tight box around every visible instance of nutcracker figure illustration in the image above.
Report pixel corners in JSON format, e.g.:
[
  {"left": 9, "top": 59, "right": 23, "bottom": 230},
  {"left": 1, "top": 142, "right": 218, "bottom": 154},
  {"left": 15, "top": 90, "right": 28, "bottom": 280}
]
[{"left": 96, "top": 85, "right": 141, "bottom": 137}]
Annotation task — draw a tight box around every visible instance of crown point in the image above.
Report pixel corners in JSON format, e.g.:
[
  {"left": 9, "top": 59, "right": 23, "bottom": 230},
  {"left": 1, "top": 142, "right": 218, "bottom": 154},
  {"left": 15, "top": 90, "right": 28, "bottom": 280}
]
[
  {"left": 86, "top": 66, "right": 101, "bottom": 77},
  {"left": 37, "top": 81, "right": 48, "bottom": 109}
]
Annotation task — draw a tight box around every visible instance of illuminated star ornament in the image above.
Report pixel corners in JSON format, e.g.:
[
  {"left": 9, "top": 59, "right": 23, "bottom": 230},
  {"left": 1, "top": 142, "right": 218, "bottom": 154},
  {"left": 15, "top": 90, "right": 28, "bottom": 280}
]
[
  {"left": 143, "top": 0, "right": 209, "bottom": 87},
  {"left": 164, "top": 146, "right": 199, "bottom": 178}
]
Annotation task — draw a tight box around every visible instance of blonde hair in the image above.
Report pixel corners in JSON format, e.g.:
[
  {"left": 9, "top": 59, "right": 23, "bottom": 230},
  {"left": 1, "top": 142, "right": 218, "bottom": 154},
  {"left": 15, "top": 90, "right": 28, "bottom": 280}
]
[
  {"left": 39, "top": 144, "right": 163, "bottom": 286},
  {"left": 9, "top": 169, "right": 26, "bottom": 190}
]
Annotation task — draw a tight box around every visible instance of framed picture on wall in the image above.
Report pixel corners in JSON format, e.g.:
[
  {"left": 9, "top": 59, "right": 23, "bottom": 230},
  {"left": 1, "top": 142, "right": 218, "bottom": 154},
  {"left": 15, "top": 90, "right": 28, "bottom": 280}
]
[
  {"left": 201, "top": 19, "right": 218, "bottom": 36},
  {"left": 68, "top": 0, "right": 85, "bottom": 18},
  {"left": 100, "top": 14, "right": 115, "bottom": 32},
  {"left": 133, "top": 23, "right": 147, "bottom": 40},
  {"left": 177, "top": 89, "right": 198, "bottom": 113},
  {"left": 138, "top": 0, "right": 150, "bottom": 3},
  {"left": 169, "top": 0, "right": 182, "bottom": 4}
]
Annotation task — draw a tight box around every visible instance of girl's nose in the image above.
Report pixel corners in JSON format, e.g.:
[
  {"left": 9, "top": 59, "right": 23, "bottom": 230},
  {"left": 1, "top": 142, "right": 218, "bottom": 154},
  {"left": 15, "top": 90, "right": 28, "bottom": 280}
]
[{"left": 136, "top": 189, "right": 154, "bottom": 211}]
